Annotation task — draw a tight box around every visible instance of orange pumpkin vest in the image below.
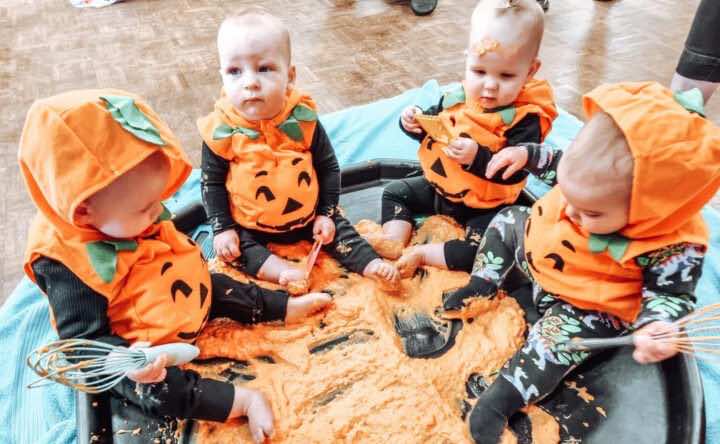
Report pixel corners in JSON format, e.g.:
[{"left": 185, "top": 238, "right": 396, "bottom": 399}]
[
  {"left": 524, "top": 82, "right": 720, "bottom": 322},
  {"left": 20, "top": 89, "right": 210, "bottom": 344},
  {"left": 197, "top": 89, "right": 320, "bottom": 233},
  {"left": 418, "top": 78, "right": 557, "bottom": 209}
]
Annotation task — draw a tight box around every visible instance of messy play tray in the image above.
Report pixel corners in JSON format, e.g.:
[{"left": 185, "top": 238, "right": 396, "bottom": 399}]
[{"left": 77, "top": 160, "right": 704, "bottom": 444}]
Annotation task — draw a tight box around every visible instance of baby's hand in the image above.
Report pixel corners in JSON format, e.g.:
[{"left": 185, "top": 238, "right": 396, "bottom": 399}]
[
  {"left": 278, "top": 267, "right": 306, "bottom": 286},
  {"left": 125, "top": 342, "right": 168, "bottom": 384},
  {"left": 229, "top": 387, "right": 275, "bottom": 443},
  {"left": 213, "top": 229, "right": 241, "bottom": 263},
  {"left": 400, "top": 106, "right": 423, "bottom": 134},
  {"left": 632, "top": 321, "right": 679, "bottom": 364},
  {"left": 313, "top": 215, "right": 336, "bottom": 245},
  {"left": 485, "top": 146, "right": 529, "bottom": 180},
  {"left": 444, "top": 137, "right": 479, "bottom": 166}
]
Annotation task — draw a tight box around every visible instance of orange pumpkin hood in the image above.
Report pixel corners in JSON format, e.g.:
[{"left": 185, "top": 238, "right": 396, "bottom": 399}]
[
  {"left": 523, "top": 82, "right": 720, "bottom": 322},
  {"left": 20, "top": 89, "right": 192, "bottom": 279},
  {"left": 19, "top": 89, "right": 192, "bottom": 244},
  {"left": 19, "top": 90, "right": 212, "bottom": 344},
  {"left": 583, "top": 82, "right": 720, "bottom": 242}
]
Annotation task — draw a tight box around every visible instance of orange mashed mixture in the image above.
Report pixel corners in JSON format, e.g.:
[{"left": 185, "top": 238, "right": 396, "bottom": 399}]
[{"left": 185, "top": 216, "right": 560, "bottom": 443}]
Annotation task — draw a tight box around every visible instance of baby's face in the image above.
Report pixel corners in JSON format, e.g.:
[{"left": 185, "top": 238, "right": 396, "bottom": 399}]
[
  {"left": 464, "top": 36, "right": 539, "bottom": 109},
  {"left": 218, "top": 25, "right": 294, "bottom": 121},
  {"left": 79, "top": 154, "right": 170, "bottom": 238},
  {"left": 557, "top": 156, "right": 630, "bottom": 235}
]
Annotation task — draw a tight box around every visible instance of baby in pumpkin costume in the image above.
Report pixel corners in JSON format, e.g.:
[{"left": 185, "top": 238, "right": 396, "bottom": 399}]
[
  {"left": 199, "top": 9, "right": 399, "bottom": 288},
  {"left": 369, "top": 0, "right": 557, "bottom": 277},
  {"left": 19, "top": 90, "right": 332, "bottom": 443},
  {"left": 441, "top": 82, "right": 718, "bottom": 443}
]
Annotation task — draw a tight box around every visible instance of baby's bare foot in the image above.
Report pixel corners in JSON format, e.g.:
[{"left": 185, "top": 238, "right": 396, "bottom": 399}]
[
  {"left": 285, "top": 292, "right": 332, "bottom": 323},
  {"left": 396, "top": 247, "right": 424, "bottom": 279},
  {"left": 363, "top": 258, "right": 400, "bottom": 282},
  {"left": 244, "top": 389, "right": 275, "bottom": 444},
  {"left": 363, "top": 258, "right": 401, "bottom": 293}
]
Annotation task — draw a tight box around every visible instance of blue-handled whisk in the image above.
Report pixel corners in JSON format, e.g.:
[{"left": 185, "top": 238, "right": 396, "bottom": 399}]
[{"left": 27, "top": 338, "right": 199, "bottom": 393}]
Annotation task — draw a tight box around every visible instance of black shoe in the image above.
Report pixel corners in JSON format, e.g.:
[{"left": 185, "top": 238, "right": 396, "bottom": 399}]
[
  {"left": 537, "top": 0, "right": 549, "bottom": 11},
  {"left": 442, "top": 276, "right": 498, "bottom": 312},
  {"left": 411, "top": 0, "right": 438, "bottom": 16}
]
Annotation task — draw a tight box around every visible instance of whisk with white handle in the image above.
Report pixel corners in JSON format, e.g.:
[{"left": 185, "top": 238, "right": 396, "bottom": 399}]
[
  {"left": 27, "top": 338, "right": 200, "bottom": 393},
  {"left": 559, "top": 302, "right": 720, "bottom": 361}
]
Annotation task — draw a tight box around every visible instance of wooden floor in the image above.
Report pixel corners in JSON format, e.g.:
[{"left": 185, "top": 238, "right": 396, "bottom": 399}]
[{"left": 1, "top": 0, "right": 714, "bottom": 305}]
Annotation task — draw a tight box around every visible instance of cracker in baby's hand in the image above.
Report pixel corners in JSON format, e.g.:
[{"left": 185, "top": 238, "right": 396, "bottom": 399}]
[{"left": 415, "top": 114, "right": 451, "bottom": 144}]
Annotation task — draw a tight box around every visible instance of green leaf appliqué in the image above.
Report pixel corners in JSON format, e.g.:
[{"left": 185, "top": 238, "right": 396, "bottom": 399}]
[
  {"left": 279, "top": 116, "right": 304, "bottom": 141},
  {"left": 442, "top": 85, "right": 466, "bottom": 109},
  {"left": 498, "top": 106, "right": 517, "bottom": 125},
  {"left": 588, "top": 233, "right": 630, "bottom": 262},
  {"left": 212, "top": 122, "right": 259, "bottom": 140},
  {"left": 292, "top": 104, "right": 317, "bottom": 122},
  {"left": 673, "top": 88, "right": 705, "bottom": 117},
  {"left": 100, "top": 96, "right": 165, "bottom": 146},
  {"left": 86, "top": 239, "right": 139, "bottom": 283}
]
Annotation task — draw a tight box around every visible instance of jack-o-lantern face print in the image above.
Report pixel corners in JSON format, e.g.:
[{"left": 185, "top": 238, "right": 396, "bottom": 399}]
[
  {"left": 227, "top": 149, "right": 319, "bottom": 233},
  {"left": 165, "top": 262, "right": 211, "bottom": 341},
  {"left": 123, "top": 236, "right": 212, "bottom": 344},
  {"left": 525, "top": 205, "right": 573, "bottom": 278},
  {"left": 418, "top": 139, "right": 472, "bottom": 200}
]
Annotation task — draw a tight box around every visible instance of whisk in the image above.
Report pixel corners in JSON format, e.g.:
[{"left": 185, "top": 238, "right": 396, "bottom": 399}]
[
  {"left": 27, "top": 339, "right": 200, "bottom": 393},
  {"left": 559, "top": 302, "right": 720, "bottom": 360}
]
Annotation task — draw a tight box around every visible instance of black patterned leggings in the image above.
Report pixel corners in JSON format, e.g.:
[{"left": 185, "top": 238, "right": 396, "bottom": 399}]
[{"left": 471, "top": 206, "right": 627, "bottom": 405}]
